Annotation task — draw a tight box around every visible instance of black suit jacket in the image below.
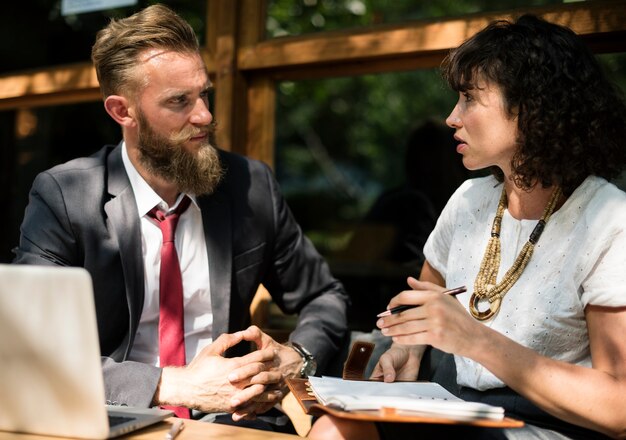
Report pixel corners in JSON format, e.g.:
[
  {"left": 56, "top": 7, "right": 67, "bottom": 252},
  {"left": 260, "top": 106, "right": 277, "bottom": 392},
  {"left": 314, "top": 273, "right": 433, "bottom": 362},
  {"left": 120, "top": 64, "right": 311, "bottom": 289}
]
[{"left": 14, "top": 143, "right": 349, "bottom": 406}]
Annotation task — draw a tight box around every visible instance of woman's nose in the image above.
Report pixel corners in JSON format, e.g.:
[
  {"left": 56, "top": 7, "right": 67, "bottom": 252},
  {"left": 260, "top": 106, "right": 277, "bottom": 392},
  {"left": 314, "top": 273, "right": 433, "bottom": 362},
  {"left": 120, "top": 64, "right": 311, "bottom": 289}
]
[{"left": 445, "top": 111, "right": 462, "bottom": 128}]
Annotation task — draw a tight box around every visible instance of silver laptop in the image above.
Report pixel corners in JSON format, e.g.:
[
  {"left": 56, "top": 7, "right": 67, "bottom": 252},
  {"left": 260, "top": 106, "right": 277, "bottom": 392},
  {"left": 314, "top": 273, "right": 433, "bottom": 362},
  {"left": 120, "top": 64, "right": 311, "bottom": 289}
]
[{"left": 0, "top": 264, "right": 172, "bottom": 439}]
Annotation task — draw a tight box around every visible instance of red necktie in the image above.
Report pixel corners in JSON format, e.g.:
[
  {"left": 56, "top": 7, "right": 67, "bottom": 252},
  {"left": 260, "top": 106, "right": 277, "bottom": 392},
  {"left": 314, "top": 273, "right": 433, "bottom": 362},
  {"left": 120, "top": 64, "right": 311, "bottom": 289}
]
[{"left": 148, "top": 196, "right": 192, "bottom": 419}]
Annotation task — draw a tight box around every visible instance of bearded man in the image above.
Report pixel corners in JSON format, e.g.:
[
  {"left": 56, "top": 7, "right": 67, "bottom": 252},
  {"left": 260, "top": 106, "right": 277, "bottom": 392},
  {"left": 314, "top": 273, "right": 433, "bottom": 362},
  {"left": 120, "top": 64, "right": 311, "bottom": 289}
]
[{"left": 13, "top": 4, "right": 348, "bottom": 433}]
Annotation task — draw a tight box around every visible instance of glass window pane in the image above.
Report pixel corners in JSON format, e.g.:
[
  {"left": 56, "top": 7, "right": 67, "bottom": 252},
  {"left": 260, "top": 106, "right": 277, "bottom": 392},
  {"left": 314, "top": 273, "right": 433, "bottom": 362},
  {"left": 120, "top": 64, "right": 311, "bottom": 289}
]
[{"left": 1, "top": 1, "right": 206, "bottom": 75}]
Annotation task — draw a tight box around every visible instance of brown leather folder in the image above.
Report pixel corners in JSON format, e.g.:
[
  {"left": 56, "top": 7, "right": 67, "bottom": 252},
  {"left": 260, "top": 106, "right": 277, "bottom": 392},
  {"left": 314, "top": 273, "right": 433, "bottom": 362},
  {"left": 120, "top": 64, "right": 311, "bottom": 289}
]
[
  {"left": 286, "top": 341, "right": 524, "bottom": 428},
  {"left": 342, "top": 340, "right": 376, "bottom": 380}
]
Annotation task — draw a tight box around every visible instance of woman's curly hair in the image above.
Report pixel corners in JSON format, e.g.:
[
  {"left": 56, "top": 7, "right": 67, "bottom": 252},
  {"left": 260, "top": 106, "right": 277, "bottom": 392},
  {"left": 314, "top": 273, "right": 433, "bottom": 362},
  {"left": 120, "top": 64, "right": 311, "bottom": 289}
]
[{"left": 442, "top": 14, "right": 626, "bottom": 195}]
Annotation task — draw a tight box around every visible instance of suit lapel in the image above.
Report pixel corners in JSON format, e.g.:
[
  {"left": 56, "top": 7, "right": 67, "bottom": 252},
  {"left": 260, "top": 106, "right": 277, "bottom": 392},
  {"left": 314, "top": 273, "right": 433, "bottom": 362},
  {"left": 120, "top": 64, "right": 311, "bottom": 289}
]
[
  {"left": 104, "top": 144, "right": 144, "bottom": 360},
  {"left": 198, "top": 189, "right": 232, "bottom": 338}
]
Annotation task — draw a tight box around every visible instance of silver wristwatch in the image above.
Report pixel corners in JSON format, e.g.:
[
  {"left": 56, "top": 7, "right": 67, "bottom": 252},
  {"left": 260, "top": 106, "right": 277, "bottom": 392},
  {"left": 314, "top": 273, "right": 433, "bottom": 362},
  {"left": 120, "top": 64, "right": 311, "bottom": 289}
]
[{"left": 287, "top": 341, "right": 317, "bottom": 378}]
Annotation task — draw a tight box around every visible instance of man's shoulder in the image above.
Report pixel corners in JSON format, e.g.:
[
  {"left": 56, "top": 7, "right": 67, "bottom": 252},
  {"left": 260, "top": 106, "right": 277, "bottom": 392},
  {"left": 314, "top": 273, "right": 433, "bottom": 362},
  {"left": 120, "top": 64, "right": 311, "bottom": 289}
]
[
  {"left": 218, "top": 149, "right": 267, "bottom": 169},
  {"left": 217, "top": 149, "right": 272, "bottom": 182},
  {"left": 45, "top": 145, "right": 116, "bottom": 178}
]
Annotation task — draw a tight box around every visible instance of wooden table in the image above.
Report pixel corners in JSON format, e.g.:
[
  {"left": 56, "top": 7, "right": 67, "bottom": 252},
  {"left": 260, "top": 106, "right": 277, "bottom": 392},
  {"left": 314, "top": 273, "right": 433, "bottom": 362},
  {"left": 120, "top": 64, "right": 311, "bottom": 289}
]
[{"left": 0, "top": 418, "right": 302, "bottom": 440}]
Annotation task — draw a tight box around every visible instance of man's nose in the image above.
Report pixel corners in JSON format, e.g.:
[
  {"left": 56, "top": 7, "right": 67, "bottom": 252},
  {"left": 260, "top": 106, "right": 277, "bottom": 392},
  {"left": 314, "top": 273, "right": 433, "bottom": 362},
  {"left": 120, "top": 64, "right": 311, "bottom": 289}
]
[{"left": 190, "top": 98, "right": 213, "bottom": 125}]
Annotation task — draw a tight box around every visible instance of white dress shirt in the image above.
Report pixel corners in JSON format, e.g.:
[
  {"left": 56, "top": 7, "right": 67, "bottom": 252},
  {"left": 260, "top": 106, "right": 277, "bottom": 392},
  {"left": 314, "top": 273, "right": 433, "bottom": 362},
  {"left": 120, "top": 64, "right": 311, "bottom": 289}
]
[{"left": 121, "top": 142, "right": 213, "bottom": 366}]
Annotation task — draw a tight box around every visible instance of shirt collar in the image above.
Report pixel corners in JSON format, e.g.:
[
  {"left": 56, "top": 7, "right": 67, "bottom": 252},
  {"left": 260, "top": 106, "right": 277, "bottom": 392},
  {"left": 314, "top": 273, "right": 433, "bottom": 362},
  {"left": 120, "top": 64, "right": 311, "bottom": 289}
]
[{"left": 120, "top": 141, "right": 199, "bottom": 216}]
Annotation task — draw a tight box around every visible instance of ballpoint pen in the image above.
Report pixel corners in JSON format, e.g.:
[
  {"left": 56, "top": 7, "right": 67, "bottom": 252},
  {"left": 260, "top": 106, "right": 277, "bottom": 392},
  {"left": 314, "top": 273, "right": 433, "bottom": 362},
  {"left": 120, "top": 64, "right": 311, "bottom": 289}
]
[
  {"left": 165, "top": 419, "right": 184, "bottom": 440},
  {"left": 376, "top": 286, "right": 467, "bottom": 317}
]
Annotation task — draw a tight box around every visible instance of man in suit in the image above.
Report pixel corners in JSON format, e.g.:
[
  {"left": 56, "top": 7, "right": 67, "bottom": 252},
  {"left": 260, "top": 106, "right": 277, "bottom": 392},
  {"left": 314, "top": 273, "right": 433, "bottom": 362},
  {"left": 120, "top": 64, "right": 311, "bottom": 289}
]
[{"left": 13, "top": 4, "right": 349, "bottom": 426}]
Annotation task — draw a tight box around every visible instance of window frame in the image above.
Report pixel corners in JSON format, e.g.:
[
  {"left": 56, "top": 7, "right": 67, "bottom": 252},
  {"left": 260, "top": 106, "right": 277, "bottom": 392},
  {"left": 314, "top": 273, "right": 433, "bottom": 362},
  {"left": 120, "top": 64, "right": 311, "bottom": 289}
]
[{"left": 0, "top": 0, "right": 625, "bottom": 168}]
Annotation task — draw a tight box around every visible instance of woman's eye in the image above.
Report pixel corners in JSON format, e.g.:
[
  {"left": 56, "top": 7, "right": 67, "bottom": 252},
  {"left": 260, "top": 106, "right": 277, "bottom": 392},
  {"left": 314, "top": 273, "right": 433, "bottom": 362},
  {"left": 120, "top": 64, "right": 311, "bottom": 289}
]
[{"left": 462, "top": 92, "right": 473, "bottom": 102}]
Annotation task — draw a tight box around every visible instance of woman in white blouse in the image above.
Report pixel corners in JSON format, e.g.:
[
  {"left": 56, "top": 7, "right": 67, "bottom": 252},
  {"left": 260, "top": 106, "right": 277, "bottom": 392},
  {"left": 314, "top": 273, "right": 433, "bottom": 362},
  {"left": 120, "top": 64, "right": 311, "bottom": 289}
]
[{"left": 309, "top": 14, "right": 626, "bottom": 440}]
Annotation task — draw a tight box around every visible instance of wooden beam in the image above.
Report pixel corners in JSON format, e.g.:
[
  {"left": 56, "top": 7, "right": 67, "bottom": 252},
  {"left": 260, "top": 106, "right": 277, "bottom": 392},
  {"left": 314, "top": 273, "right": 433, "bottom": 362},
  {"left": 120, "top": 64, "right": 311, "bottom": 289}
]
[
  {"left": 207, "top": 0, "right": 269, "bottom": 159},
  {"left": 205, "top": 0, "right": 219, "bottom": 65},
  {"left": 211, "top": 0, "right": 238, "bottom": 152},
  {"left": 236, "top": 0, "right": 271, "bottom": 162},
  {"left": 245, "top": 77, "right": 275, "bottom": 167},
  {"left": 239, "top": 0, "right": 267, "bottom": 49},
  {"left": 0, "top": 89, "right": 102, "bottom": 111},
  {"left": 238, "top": 1, "right": 626, "bottom": 77},
  {"left": 210, "top": 0, "right": 268, "bottom": 157},
  {"left": 0, "top": 63, "right": 100, "bottom": 109}
]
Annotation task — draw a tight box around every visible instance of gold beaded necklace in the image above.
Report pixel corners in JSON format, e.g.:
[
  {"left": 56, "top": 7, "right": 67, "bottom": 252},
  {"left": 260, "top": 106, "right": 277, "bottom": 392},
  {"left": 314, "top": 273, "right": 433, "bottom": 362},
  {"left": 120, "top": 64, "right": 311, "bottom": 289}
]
[{"left": 470, "top": 185, "right": 562, "bottom": 321}]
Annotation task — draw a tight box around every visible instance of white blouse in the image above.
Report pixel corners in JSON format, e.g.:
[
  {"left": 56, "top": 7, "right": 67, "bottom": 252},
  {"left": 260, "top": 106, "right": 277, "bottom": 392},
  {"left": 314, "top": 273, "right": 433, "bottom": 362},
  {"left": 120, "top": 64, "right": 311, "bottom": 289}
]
[{"left": 424, "top": 175, "right": 626, "bottom": 390}]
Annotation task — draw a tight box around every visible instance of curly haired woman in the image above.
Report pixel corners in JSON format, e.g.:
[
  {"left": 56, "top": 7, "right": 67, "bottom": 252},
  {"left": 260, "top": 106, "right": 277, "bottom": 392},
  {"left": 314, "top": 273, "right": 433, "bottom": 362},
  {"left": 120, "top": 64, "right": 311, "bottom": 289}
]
[{"left": 309, "top": 14, "right": 626, "bottom": 440}]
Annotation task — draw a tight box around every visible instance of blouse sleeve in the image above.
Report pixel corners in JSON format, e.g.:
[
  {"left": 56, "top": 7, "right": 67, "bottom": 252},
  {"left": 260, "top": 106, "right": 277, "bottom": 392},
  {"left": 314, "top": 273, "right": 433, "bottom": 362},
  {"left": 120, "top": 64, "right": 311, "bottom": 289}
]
[
  {"left": 580, "top": 224, "right": 626, "bottom": 307},
  {"left": 423, "top": 180, "right": 471, "bottom": 281}
]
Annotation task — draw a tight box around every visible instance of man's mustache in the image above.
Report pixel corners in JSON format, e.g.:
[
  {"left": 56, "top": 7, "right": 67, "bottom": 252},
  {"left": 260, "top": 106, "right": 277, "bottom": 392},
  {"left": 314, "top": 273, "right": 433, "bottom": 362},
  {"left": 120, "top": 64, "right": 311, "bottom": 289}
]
[{"left": 170, "top": 122, "right": 217, "bottom": 144}]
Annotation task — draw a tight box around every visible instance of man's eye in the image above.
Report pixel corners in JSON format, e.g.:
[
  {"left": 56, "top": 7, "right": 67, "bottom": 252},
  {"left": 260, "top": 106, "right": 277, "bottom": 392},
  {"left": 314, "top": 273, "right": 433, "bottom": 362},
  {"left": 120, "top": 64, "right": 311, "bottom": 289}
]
[
  {"left": 171, "top": 96, "right": 187, "bottom": 105},
  {"left": 462, "top": 92, "right": 473, "bottom": 102}
]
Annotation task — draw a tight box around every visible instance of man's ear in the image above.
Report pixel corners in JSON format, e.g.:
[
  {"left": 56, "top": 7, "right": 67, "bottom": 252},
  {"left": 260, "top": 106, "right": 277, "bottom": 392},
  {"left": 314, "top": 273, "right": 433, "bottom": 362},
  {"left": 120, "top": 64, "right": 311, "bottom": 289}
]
[{"left": 104, "top": 95, "right": 137, "bottom": 128}]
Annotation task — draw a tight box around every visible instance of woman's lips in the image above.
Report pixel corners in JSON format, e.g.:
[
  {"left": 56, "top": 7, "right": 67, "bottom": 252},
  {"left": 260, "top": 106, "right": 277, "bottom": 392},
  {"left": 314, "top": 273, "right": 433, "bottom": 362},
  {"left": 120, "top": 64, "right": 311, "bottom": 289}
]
[{"left": 454, "top": 135, "right": 467, "bottom": 153}]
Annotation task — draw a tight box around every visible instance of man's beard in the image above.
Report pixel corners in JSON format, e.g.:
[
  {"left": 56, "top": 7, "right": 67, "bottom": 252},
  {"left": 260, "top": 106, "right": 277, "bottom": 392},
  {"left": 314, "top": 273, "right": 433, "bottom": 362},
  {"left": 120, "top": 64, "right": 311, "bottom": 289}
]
[{"left": 136, "top": 110, "right": 224, "bottom": 196}]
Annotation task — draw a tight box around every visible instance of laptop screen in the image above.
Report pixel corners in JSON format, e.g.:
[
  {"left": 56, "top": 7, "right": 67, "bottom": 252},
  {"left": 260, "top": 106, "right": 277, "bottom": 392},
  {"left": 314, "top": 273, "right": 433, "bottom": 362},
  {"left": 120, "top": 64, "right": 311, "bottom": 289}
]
[{"left": 0, "top": 264, "right": 170, "bottom": 439}]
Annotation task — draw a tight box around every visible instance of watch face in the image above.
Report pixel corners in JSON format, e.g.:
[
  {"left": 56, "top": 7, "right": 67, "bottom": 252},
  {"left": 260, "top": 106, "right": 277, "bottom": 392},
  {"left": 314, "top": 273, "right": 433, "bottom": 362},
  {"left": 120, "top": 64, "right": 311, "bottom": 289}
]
[
  {"left": 302, "top": 358, "right": 317, "bottom": 377},
  {"left": 289, "top": 341, "right": 317, "bottom": 377}
]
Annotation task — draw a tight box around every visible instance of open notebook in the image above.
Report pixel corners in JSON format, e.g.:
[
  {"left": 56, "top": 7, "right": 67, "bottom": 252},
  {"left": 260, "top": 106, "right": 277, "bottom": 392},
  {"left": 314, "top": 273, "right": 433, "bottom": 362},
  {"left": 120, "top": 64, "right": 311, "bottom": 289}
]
[
  {"left": 0, "top": 264, "right": 172, "bottom": 439},
  {"left": 307, "top": 376, "right": 505, "bottom": 421}
]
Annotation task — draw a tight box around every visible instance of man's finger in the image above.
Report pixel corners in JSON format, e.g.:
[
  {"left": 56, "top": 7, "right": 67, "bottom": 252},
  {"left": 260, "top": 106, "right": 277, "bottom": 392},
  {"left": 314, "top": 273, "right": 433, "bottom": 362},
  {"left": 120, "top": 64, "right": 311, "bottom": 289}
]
[
  {"left": 231, "top": 402, "right": 259, "bottom": 421},
  {"left": 229, "top": 383, "right": 267, "bottom": 409},
  {"left": 227, "top": 349, "right": 277, "bottom": 382},
  {"left": 239, "top": 347, "right": 276, "bottom": 364},
  {"left": 251, "top": 388, "right": 283, "bottom": 403},
  {"left": 247, "top": 370, "right": 283, "bottom": 386},
  {"left": 240, "top": 325, "right": 273, "bottom": 349},
  {"left": 203, "top": 331, "right": 245, "bottom": 355},
  {"left": 247, "top": 401, "right": 276, "bottom": 416},
  {"left": 227, "top": 361, "right": 268, "bottom": 385}
]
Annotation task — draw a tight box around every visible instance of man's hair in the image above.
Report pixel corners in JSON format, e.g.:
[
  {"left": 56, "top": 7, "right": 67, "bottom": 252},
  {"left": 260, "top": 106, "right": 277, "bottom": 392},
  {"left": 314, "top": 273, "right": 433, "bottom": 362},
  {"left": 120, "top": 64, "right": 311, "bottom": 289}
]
[
  {"left": 91, "top": 4, "right": 199, "bottom": 98},
  {"left": 442, "top": 14, "right": 626, "bottom": 195}
]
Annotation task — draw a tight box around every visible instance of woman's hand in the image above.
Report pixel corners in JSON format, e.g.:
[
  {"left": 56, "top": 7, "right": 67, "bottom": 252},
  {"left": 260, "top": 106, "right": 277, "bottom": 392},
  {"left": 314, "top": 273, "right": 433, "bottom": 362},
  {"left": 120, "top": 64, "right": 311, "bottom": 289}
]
[
  {"left": 370, "top": 343, "right": 425, "bottom": 383},
  {"left": 376, "top": 277, "right": 481, "bottom": 358}
]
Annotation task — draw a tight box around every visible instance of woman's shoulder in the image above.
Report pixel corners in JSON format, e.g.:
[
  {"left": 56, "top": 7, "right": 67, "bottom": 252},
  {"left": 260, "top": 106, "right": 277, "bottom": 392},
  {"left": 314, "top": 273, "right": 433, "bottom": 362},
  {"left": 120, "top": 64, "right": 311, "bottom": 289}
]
[
  {"left": 564, "top": 177, "right": 626, "bottom": 235},
  {"left": 447, "top": 175, "right": 501, "bottom": 209},
  {"left": 459, "top": 175, "right": 500, "bottom": 192},
  {"left": 571, "top": 176, "right": 626, "bottom": 210},
  {"left": 432, "top": 175, "right": 501, "bottom": 232}
]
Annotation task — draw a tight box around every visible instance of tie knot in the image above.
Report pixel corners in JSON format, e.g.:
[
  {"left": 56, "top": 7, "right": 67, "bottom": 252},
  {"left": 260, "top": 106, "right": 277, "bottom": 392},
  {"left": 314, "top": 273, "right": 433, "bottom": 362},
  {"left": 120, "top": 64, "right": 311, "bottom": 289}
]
[{"left": 148, "top": 196, "right": 192, "bottom": 242}]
